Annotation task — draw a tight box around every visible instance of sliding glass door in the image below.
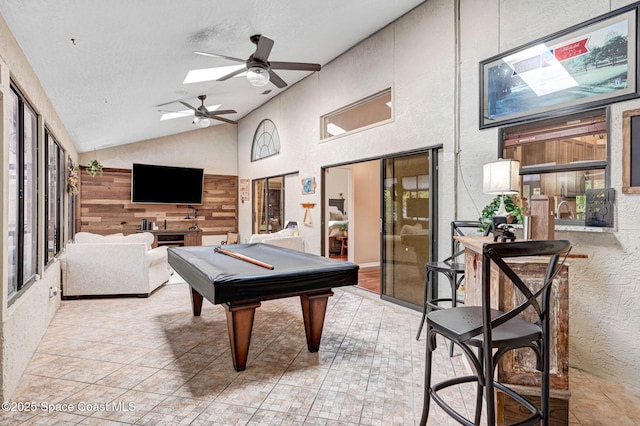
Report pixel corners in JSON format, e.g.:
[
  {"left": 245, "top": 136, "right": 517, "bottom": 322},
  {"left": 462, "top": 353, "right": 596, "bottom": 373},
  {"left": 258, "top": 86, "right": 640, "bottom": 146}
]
[
  {"left": 381, "top": 150, "right": 437, "bottom": 308},
  {"left": 252, "top": 175, "right": 285, "bottom": 234}
]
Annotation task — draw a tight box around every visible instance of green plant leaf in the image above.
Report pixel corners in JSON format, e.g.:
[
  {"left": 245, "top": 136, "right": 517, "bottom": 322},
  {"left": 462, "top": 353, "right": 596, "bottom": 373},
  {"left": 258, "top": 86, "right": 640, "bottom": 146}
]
[{"left": 479, "top": 195, "right": 524, "bottom": 232}]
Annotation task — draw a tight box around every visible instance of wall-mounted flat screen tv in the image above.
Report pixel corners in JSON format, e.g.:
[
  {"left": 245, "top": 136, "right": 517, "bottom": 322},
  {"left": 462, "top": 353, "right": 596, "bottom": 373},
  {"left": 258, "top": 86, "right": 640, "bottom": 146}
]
[{"left": 131, "top": 163, "right": 204, "bottom": 205}]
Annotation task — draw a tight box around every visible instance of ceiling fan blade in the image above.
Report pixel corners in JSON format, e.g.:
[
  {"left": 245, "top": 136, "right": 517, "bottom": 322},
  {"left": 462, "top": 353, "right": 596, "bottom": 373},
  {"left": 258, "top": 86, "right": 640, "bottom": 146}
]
[
  {"left": 193, "top": 51, "right": 245, "bottom": 63},
  {"left": 179, "top": 101, "right": 198, "bottom": 111},
  {"left": 210, "top": 116, "right": 238, "bottom": 125},
  {"left": 217, "top": 66, "right": 248, "bottom": 81},
  {"left": 206, "top": 109, "right": 237, "bottom": 115},
  {"left": 269, "top": 61, "right": 321, "bottom": 72},
  {"left": 268, "top": 70, "right": 288, "bottom": 89},
  {"left": 253, "top": 35, "right": 274, "bottom": 62}
]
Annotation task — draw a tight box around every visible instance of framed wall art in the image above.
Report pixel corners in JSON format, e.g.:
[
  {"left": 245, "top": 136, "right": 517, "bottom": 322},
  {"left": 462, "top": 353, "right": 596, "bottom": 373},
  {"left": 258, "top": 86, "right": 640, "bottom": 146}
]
[
  {"left": 480, "top": 3, "right": 640, "bottom": 129},
  {"left": 301, "top": 177, "right": 316, "bottom": 194}
]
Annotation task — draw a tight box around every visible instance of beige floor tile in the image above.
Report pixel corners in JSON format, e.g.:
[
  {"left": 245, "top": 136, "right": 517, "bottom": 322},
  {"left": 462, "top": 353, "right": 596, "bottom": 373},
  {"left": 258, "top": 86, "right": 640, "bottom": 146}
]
[
  {"left": 133, "top": 368, "right": 197, "bottom": 395},
  {"left": 190, "top": 401, "right": 256, "bottom": 425},
  {"left": 134, "top": 395, "right": 210, "bottom": 425},
  {"left": 88, "top": 389, "right": 167, "bottom": 423},
  {"left": 6, "top": 282, "right": 640, "bottom": 425},
  {"left": 215, "top": 378, "right": 275, "bottom": 409}
]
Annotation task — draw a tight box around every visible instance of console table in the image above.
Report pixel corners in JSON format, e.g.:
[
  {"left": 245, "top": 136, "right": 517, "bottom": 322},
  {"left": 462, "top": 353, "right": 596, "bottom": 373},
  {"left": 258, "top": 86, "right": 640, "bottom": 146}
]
[
  {"left": 454, "top": 236, "right": 586, "bottom": 425},
  {"left": 139, "top": 229, "right": 202, "bottom": 248}
]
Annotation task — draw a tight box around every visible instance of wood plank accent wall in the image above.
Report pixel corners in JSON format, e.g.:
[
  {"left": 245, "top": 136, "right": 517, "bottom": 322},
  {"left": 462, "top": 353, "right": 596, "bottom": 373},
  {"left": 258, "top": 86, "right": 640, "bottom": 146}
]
[{"left": 77, "top": 167, "right": 238, "bottom": 236}]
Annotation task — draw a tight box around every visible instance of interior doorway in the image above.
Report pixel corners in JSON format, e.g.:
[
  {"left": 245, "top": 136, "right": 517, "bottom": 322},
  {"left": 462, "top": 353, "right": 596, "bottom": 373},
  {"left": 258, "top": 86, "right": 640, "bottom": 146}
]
[
  {"left": 324, "top": 161, "right": 381, "bottom": 294},
  {"left": 322, "top": 149, "right": 438, "bottom": 307}
]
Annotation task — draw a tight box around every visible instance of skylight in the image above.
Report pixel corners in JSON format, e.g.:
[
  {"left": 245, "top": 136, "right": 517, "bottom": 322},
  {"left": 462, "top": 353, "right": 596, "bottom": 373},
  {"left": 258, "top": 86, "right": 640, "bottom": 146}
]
[{"left": 183, "top": 65, "right": 246, "bottom": 84}]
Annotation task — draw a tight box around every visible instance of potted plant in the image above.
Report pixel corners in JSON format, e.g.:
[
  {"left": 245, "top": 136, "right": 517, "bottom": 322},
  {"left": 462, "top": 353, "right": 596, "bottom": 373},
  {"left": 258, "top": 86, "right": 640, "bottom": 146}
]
[
  {"left": 339, "top": 222, "right": 349, "bottom": 237},
  {"left": 86, "top": 159, "right": 103, "bottom": 177},
  {"left": 67, "top": 162, "right": 79, "bottom": 195},
  {"left": 479, "top": 195, "right": 524, "bottom": 233}
]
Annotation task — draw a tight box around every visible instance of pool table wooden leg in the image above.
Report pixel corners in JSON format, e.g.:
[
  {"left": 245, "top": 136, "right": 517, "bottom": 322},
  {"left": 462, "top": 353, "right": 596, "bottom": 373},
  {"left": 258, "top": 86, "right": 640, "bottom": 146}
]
[
  {"left": 190, "top": 287, "right": 203, "bottom": 316},
  {"left": 300, "top": 290, "right": 334, "bottom": 352},
  {"left": 225, "top": 301, "right": 261, "bottom": 371}
]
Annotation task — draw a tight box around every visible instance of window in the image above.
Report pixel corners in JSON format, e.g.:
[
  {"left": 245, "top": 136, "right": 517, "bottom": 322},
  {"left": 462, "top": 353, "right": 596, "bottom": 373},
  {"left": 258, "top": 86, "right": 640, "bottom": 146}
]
[
  {"left": 8, "top": 84, "right": 39, "bottom": 300},
  {"left": 45, "top": 130, "right": 65, "bottom": 264},
  {"left": 500, "top": 109, "right": 608, "bottom": 224},
  {"left": 68, "top": 158, "right": 77, "bottom": 240},
  {"left": 251, "top": 119, "right": 280, "bottom": 161},
  {"left": 401, "top": 174, "right": 430, "bottom": 221},
  {"left": 253, "top": 175, "right": 285, "bottom": 234},
  {"left": 321, "top": 88, "right": 392, "bottom": 140}
]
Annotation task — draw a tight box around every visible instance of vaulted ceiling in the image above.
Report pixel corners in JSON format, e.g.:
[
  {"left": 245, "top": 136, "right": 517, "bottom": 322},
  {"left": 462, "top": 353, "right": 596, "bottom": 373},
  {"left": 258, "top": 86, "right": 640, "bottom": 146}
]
[{"left": 0, "top": 0, "right": 425, "bottom": 152}]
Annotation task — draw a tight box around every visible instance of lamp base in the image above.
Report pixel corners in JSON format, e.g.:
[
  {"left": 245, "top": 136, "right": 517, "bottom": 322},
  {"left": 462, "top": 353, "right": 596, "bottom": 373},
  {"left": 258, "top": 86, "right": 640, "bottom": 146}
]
[{"left": 495, "top": 194, "right": 509, "bottom": 217}]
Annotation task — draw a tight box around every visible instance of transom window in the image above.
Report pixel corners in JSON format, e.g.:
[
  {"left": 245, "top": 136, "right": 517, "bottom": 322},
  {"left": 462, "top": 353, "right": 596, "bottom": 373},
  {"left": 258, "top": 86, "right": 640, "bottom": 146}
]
[
  {"left": 500, "top": 108, "right": 608, "bottom": 224},
  {"left": 321, "top": 88, "right": 392, "bottom": 140}
]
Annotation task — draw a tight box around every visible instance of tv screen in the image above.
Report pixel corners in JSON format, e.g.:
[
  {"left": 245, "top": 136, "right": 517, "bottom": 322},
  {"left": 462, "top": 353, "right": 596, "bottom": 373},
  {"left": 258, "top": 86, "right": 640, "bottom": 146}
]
[{"left": 131, "top": 163, "right": 204, "bottom": 205}]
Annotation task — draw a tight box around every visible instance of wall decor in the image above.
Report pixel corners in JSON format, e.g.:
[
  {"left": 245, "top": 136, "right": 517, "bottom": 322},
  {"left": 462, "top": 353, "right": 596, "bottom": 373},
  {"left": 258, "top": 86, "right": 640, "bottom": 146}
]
[
  {"left": 240, "top": 178, "right": 250, "bottom": 202},
  {"left": 622, "top": 107, "right": 640, "bottom": 193},
  {"left": 585, "top": 188, "right": 615, "bottom": 227},
  {"left": 301, "top": 177, "right": 316, "bottom": 194},
  {"left": 301, "top": 203, "right": 316, "bottom": 225},
  {"left": 480, "top": 3, "right": 639, "bottom": 129}
]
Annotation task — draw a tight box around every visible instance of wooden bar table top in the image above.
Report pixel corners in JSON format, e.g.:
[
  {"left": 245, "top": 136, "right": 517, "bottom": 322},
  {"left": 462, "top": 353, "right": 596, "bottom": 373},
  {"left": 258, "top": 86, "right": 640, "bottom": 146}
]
[{"left": 454, "top": 235, "right": 587, "bottom": 426}]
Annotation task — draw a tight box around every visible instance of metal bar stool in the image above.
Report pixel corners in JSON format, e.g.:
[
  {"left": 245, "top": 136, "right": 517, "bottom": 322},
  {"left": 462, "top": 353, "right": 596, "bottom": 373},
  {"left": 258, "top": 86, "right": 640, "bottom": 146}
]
[
  {"left": 415, "top": 221, "right": 482, "bottom": 356},
  {"left": 420, "top": 239, "right": 571, "bottom": 426}
]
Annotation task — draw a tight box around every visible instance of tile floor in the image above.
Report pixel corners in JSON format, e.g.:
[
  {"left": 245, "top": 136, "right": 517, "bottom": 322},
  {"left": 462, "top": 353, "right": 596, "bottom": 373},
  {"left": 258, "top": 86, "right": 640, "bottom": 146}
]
[{"left": 3, "top": 274, "right": 639, "bottom": 425}]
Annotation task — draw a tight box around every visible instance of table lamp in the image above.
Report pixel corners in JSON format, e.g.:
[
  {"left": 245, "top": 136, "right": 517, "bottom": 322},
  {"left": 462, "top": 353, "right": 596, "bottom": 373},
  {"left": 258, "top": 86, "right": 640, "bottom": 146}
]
[{"left": 483, "top": 158, "right": 520, "bottom": 217}]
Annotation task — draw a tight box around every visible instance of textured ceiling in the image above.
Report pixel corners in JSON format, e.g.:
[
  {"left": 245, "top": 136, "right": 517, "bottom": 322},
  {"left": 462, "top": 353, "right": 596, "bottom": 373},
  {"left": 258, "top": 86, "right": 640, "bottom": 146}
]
[{"left": 0, "top": 0, "right": 424, "bottom": 153}]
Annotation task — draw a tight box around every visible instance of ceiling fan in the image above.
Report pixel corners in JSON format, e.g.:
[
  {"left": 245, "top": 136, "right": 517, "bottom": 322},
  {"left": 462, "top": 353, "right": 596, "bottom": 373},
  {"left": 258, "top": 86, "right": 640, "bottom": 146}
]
[
  {"left": 178, "top": 95, "right": 237, "bottom": 127},
  {"left": 194, "top": 34, "right": 321, "bottom": 89}
]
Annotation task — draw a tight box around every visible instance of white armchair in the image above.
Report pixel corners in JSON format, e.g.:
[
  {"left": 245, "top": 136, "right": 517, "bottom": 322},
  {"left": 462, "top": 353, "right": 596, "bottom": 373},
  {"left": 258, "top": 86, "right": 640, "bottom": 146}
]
[{"left": 60, "top": 232, "right": 172, "bottom": 297}]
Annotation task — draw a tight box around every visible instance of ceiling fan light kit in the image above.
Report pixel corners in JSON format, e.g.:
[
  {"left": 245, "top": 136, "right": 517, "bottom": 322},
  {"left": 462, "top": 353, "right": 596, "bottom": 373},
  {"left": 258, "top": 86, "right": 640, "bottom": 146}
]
[
  {"left": 194, "top": 34, "right": 321, "bottom": 89},
  {"left": 194, "top": 116, "right": 211, "bottom": 128},
  {"left": 246, "top": 66, "right": 270, "bottom": 87},
  {"left": 172, "top": 94, "right": 237, "bottom": 128}
]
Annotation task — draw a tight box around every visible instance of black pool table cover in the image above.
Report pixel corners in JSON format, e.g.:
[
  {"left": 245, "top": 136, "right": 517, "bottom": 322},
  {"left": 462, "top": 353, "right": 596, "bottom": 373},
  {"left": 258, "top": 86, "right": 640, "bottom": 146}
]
[{"left": 167, "top": 243, "right": 360, "bottom": 304}]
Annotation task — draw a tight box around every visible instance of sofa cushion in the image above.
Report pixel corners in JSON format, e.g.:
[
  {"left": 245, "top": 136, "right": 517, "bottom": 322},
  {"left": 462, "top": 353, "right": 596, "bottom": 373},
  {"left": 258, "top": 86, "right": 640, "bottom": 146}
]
[
  {"left": 74, "top": 232, "right": 154, "bottom": 250},
  {"left": 329, "top": 211, "right": 344, "bottom": 221},
  {"left": 122, "top": 232, "right": 154, "bottom": 248},
  {"left": 249, "top": 228, "right": 295, "bottom": 243},
  {"left": 74, "top": 232, "right": 114, "bottom": 243}
]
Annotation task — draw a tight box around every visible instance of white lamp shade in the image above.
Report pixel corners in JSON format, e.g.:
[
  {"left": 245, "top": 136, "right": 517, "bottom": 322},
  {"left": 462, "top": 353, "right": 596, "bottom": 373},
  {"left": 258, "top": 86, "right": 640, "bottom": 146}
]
[{"left": 483, "top": 159, "right": 520, "bottom": 194}]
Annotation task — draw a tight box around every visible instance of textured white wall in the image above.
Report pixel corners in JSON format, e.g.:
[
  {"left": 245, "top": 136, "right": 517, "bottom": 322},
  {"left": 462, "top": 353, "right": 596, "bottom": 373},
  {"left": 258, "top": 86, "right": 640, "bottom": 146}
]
[
  {"left": 0, "top": 12, "right": 75, "bottom": 400},
  {"left": 238, "top": 0, "right": 640, "bottom": 389},
  {"left": 459, "top": 0, "right": 640, "bottom": 389},
  {"left": 79, "top": 123, "right": 238, "bottom": 175},
  {"left": 238, "top": 0, "right": 457, "bottom": 257}
]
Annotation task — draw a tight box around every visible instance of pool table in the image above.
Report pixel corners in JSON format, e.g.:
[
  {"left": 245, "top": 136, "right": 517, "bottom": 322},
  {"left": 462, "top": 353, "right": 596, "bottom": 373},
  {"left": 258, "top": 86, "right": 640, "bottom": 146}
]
[{"left": 167, "top": 243, "right": 359, "bottom": 371}]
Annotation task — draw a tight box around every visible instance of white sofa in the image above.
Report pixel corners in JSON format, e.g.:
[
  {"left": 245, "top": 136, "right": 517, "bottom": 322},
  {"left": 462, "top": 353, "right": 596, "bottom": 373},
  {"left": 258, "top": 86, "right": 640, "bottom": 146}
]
[
  {"left": 249, "top": 228, "right": 305, "bottom": 252},
  {"left": 60, "top": 232, "right": 172, "bottom": 297}
]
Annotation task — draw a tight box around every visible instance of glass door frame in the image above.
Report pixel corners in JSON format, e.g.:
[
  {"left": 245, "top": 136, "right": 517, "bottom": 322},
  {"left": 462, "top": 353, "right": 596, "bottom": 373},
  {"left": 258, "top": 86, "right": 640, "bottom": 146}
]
[{"left": 380, "top": 146, "right": 441, "bottom": 310}]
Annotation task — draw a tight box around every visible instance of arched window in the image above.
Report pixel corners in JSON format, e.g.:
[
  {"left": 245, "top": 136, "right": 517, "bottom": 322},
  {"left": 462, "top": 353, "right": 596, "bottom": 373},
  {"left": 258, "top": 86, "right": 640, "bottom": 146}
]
[{"left": 251, "top": 119, "right": 280, "bottom": 161}]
